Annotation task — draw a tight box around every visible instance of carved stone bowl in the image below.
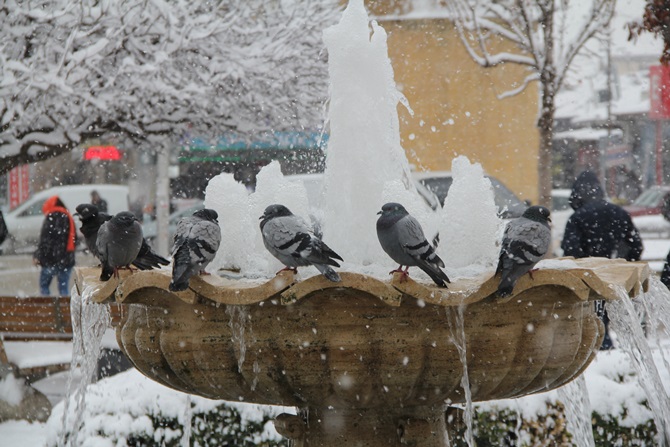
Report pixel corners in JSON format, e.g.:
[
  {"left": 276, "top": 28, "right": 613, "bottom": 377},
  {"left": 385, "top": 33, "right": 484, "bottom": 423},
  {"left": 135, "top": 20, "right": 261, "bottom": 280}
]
[{"left": 74, "top": 257, "right": 650, "bottom": 447}]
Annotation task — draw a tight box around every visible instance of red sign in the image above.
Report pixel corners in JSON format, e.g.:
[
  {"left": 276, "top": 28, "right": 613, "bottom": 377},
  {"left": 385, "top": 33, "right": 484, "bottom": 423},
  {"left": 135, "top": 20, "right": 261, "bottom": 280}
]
[
  {"left": 8, "top": 165, "right": 30, "bottom": 210},
  {"left": 650, "top": 65, "right": 670, "bottom": 119},
  {"left": 84, "top": 146, "right": 122, "bottom": 161}
]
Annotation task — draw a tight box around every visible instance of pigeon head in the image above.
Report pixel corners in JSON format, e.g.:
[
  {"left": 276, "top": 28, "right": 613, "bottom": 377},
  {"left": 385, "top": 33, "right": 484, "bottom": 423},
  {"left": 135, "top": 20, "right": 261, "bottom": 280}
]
[
  {"left": 522, "top": 205, "right": 551, "bottom": 223},
  {"left": 113, "top": 211, "right": 138, "bottom": 227},
  {"left": 194, "top": 208, "right": 218, "bottom": 222},
  {"left": 260, "top": 204, "right": 293, "bottom": 220},
  {"left": 377, "top": 202, "right": 409, "bottom": 217},
  {"left": 259, "top": 204, "right": 293, "bottom": 230},
  {"left": 75, "top": 203, "right": 99, "bottom": 221}
]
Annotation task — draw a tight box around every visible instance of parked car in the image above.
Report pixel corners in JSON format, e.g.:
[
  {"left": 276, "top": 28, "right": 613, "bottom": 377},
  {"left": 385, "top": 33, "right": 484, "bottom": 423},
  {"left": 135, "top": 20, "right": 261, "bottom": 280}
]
[
  {"left": 142, "top": 202, "right": 205, "bottom": 244},
  {"left": 623, "top": 185, "right": 670, "bottom": 217},
  {"left": 552, "top": 189, "right": 572, "bottom": 211},
  {"left": 412, "top": 171, "right": 528, "bottom": 218},
  {"left": 2, "top": 184, "right": 129, "bottom": 253}
]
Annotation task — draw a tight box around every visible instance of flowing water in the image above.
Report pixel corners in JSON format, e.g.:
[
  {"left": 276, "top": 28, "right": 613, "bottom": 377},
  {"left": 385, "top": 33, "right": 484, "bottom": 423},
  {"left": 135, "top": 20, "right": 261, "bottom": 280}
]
[
  {"left": 607, "top": 281, "right": 670, "bottom": 445},
  {"left": 557, "top": 375, "right": 596, "bottom": 447},
  {"left": 446, "top": 304, "right": 475, "bottom": 447},
  {"left": 181, "top": 395, "right": 192, "bottom": 447},
  {"left": 226, "top": 305, "right": 253, "bottom": 374},
  {"left": 59, "top": 284, "right": 111, "bottom": 447}
]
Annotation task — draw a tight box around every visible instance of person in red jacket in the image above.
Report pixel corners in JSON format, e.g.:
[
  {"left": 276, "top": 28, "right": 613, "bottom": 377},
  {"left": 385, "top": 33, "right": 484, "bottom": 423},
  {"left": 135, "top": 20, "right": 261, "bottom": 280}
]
[{"left": 33, "top": 195, "right": 77, "bottom": 296}]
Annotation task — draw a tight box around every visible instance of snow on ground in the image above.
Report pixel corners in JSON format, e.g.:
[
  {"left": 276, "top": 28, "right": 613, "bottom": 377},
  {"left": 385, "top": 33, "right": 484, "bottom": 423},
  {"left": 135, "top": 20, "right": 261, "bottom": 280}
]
[{"left": 1, "top": 332, "right": 668, "bottom": 445}]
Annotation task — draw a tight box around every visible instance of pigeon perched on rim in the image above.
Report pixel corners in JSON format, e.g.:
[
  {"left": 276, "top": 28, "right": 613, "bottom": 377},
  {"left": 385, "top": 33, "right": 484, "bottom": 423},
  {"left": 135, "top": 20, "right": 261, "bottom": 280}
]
[
  {"left": 75, "top": 203, "right": 169, "bottom": 271},
  {"left": 95, "top": 211, "right": 144, "bottom": 281},
  {"left": 169, "top": 208, "right": 221, "bottom": 292},
  {"left": 260, "top": 204, "right": 343, "bottom": 282},
  {"left": 376, "top": 202, "right": 450, "bottom": 287},
  {"left": 495, "top": 205, "right": 552, "bottom": 297}
]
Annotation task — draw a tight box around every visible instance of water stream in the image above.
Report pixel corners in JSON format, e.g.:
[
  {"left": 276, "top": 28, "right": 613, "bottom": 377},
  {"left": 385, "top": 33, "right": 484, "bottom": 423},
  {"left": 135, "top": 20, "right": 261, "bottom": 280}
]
[
  {"left": 226, "top": 305, "right": 251, "bottom": 373},
  {"left": 607, "top": 281, "right": 670, "bottom": 445},
  {"left": 446, "top": 304, "right": 475, "bottom": 447},
  {"left": 557, "top": 375, "right": 595, "bottom": 447},
  {"left": 59, "top": 284, "right": 111, "bottom": 447},
  {"left": 181, "top": 395, "right": 193, "bottom": 447}
]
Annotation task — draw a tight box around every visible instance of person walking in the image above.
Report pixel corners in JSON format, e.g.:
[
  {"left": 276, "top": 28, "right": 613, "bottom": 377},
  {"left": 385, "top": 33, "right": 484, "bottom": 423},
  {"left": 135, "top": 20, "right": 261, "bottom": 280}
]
[
  {"left": 561, "top": 171, "right": 643, "bottom": 350},
  {"left": 91, "top": 190, "right": 108, "bottom": 213},
  {"left": 33, "top": 195, "right": 77, "bottom": 296}
]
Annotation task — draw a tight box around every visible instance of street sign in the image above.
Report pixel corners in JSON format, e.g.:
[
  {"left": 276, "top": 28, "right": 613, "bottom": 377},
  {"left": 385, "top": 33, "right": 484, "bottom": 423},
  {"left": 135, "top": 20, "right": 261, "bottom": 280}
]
[
  {"left": 8, "top": 165, "right": 30, "bottom": 210},
  {"left": 650, "top": 65, "right": 670, "bottom": 119}
]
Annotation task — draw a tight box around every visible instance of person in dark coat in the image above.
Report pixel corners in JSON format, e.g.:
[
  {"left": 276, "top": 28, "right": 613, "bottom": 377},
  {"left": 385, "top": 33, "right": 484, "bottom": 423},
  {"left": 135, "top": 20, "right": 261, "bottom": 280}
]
[
  {"left": 659, "top": 193, "right": 670, "bottom": 290},
  {"left": 561, "top": 171, "right": 643, "bottom": 350},
  {"left": 33, "top": 195, "right": 77, "bottom": 296},
  {"left": 91, "top": 190, "right": 108, "bottom": 213}
]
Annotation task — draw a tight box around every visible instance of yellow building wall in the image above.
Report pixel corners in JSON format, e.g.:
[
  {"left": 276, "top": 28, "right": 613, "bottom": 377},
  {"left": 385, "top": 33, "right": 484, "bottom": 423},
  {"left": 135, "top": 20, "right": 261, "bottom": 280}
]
[{"left": 376, "top": 18, "right": 541, "bottom": 204}]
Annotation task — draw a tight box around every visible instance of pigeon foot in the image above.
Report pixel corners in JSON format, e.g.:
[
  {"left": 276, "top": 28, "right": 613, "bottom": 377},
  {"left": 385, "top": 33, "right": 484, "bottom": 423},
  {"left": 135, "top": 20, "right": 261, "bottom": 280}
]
[
  {"left": 276, "top": 267, "right": 298, "bottom": 275},
  {"left": 389, "top": 266, "right": 411, "bottom": 283}
]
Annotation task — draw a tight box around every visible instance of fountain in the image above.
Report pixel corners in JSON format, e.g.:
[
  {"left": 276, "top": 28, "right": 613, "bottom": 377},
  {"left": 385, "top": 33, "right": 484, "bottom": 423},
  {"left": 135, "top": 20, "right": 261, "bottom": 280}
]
[
  {"left": 73, "top": 257, "right": 650, "bottom": 446},
  {"left": 72, "top": 0, "right": 656, "bottom": 445}
]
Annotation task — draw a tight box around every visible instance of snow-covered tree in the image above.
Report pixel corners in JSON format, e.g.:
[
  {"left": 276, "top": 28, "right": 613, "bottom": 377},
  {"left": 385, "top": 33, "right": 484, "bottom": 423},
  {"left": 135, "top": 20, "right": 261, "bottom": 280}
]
[
  {"left": 448, "top": 0, "right": 615, "bottom": 207},
  {"left": 0, "top": 0, "right": 339, "bottom": 175}
]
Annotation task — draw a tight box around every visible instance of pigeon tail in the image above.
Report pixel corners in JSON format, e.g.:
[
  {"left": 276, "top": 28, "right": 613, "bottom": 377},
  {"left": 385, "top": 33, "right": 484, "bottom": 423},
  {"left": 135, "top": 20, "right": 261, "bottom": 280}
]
[
  {"left": 314, "top": 264, "right": 341, "bottom": 282},
  {"left": 170, "top": 245, "right": 198, "bottom": 291},
  {"left": 497, "top": 280, "right": 515, "bottom": 298},
  {"left": 99, "top": 264, "right": 114, "bottom": 282},
  {"left": 133, "top": 251, "right": 170, "bottom": 270},
  {"left": 417, "top": 263, "right": 450, "bottom": 288},
  {"left": 169, "top": 279, "right": 189, "bottom": 292}
]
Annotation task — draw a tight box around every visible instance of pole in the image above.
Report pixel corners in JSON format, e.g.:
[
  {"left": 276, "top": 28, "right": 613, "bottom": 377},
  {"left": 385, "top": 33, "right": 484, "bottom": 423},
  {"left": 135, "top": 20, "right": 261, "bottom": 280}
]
[{"left": 156, "top": 142, "right": 171, "bottom": 257}]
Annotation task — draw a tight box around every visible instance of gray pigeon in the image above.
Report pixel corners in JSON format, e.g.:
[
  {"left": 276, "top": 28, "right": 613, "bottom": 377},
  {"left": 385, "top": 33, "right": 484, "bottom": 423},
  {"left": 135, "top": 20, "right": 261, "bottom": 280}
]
[
  {"left": 96, "top": 211, "right": 144, "bottom": 281},
  {"left": 376, "top": 202, "right": 450, "bottom": 287},
  {"left": 496, "top": 205, "right": 552, "bottom": 297},
  {"left": 169, "top": 208, "right": 221, "bottom": 292},
  {"left": 260, "top": 204, "right": 343, "bottom": 282},
  {"left": 75, "top": 203, "right": 169, "bottom": 270}
]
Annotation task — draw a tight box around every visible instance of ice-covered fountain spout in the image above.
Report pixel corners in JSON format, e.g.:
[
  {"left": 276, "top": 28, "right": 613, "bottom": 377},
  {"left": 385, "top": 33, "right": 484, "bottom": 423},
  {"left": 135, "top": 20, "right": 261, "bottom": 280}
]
[{"left": 74, "top": 257, "right": 650, "bottom": 446}]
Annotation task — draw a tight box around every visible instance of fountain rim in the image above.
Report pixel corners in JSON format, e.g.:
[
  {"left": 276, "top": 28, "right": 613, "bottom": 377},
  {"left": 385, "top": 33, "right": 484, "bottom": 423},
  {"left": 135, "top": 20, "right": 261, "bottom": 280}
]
[{"left": 74, "top": 257, "right": 650, "bottom": 308}]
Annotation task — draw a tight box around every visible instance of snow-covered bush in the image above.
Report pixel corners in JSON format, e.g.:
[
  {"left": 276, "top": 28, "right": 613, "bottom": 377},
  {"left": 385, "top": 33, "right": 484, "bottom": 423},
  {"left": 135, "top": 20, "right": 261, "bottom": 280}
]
[{"left": 45, "top": 369, "right": 289, "bottom": 447}]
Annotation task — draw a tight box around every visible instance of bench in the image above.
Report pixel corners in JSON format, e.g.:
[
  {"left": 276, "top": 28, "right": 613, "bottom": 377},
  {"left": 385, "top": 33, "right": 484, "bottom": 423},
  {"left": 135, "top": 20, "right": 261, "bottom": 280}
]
[{"left": 0, "top": 296, "right": 123, "bottom": 381}]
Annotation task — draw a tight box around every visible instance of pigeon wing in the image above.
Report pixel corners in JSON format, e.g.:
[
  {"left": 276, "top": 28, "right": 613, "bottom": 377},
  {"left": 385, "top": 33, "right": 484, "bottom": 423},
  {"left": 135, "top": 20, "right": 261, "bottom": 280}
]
[
  {"left": 262, "top": 216, "right": 314, "bottom": 267},
  {"left": 398, "top": 215, "right": 445, "bottom": 268}
]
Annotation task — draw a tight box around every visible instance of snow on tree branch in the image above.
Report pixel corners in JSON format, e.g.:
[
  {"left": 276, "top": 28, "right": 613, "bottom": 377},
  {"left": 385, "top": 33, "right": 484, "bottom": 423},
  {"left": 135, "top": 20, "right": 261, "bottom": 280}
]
[
  {"left": 0, "top": 0, "right": 340, "bottom": 174},
  {"left": 447, "top": 0, "right": 615, "bottom": 97}
]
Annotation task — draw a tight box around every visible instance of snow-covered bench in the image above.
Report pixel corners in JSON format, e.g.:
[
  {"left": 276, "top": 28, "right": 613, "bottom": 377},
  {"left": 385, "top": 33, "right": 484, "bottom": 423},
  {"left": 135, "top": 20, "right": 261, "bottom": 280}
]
[{"left": 0, "top": 296, "right": 122, "bottom": 380}]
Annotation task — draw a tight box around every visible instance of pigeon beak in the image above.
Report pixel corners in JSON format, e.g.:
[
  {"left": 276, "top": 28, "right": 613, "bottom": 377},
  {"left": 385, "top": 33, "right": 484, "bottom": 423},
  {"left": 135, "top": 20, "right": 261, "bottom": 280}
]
[
  {"left": 548, "top": 217, "right": 552, "bottom": 222},
  {"left": 259, "top": 214, "right": 265, "bottom": 220},
  {"left": 377, "top": 211, "right": 382, "bottom": 215}
]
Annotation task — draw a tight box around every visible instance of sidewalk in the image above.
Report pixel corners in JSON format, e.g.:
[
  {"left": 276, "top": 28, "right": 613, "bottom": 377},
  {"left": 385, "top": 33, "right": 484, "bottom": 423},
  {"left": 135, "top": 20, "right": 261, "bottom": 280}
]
[{"left": 0, "top": 252, "right": 98, "bottom": 297}]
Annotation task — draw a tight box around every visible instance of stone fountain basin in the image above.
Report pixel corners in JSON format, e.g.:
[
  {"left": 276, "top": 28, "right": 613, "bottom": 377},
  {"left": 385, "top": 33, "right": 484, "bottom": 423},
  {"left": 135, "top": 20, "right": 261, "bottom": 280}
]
[{"left": 74, "top": 258, "right": 649, "bottom": 410}]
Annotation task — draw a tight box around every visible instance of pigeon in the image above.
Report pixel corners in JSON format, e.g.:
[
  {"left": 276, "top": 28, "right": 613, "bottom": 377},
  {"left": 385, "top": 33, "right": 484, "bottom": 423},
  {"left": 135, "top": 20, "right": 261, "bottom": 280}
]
[
  {"left": 495, "top": 205, "right": 552, "bottom": 297},
  {"left": 75, "top": 204, "right": 169, "bottom": 270},
  {"left": 169, "top": 208, "right": 221, "bottom": 292},
  {"left": 95, "top": 211, "right": 144, "bottom": 281},
  {"left": 260, "top": 204, "right": 343, "bottom": 282},
  {"left": 376, "top": 202, "right": 450, "bottom": 287}
]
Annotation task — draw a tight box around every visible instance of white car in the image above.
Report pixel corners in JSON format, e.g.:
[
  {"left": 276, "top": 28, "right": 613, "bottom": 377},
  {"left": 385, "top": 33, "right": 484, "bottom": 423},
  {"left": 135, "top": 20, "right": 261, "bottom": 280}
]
[
  {"left": 142, "top": 202, "right": 205, "bottom": 244},
  {"left": 2, "top": 184, "right": 129, "bottom": 253}
]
